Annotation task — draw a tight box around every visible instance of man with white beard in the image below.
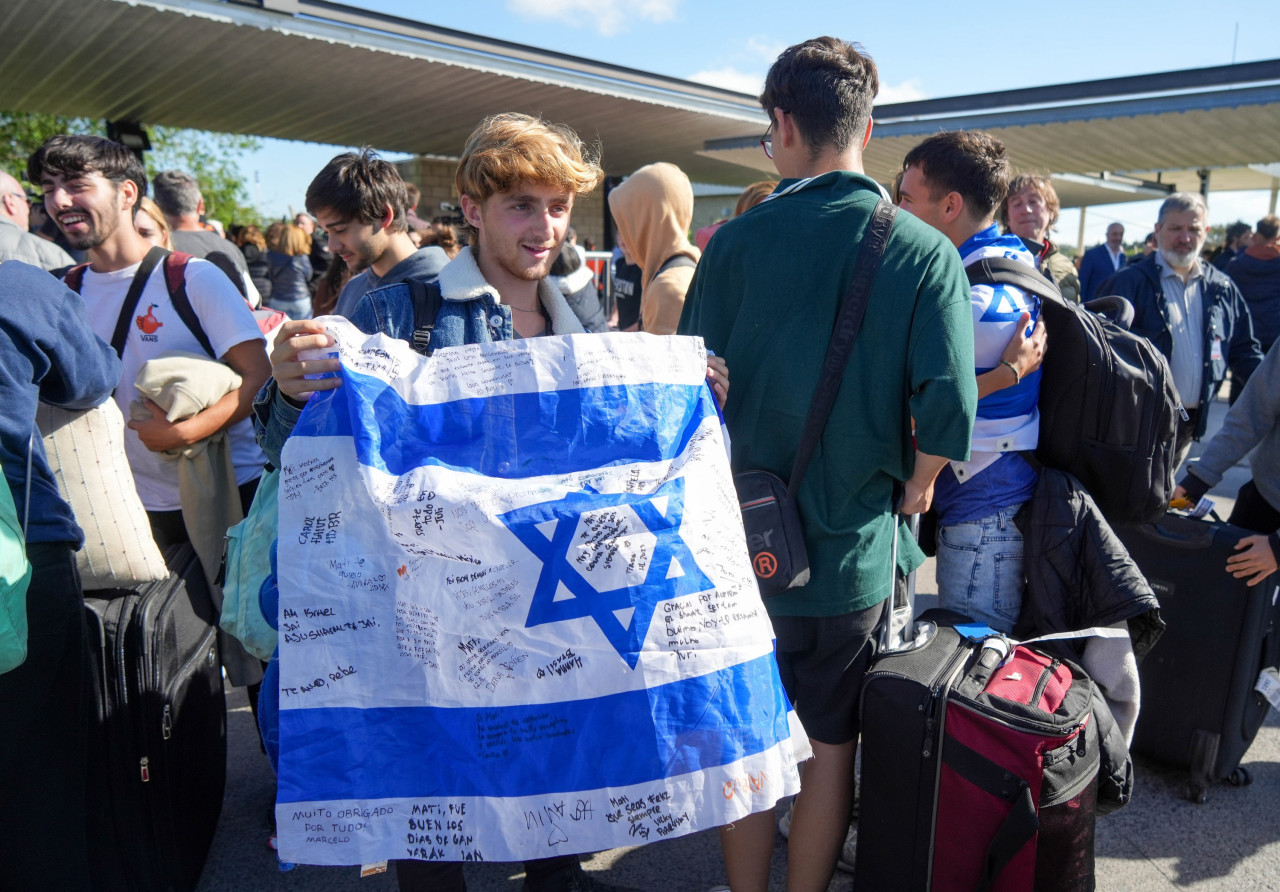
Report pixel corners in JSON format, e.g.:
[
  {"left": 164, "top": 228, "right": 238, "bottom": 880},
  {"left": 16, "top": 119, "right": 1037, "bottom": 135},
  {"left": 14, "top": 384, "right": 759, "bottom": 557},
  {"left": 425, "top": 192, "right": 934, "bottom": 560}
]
[{"left": 1100, "top": 191, "right": 1263, "bottom": 466}]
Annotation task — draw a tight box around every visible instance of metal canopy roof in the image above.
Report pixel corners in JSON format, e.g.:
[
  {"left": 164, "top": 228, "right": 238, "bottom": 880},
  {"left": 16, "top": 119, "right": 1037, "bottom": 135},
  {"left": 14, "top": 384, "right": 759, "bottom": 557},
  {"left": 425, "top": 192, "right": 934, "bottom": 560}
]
[
  {"left": 701, "top": 60, "right": 1280, "bottom": 205},
  {"left": 4, "top": 0, "right": 1278, "bottom": 204},
  {"left": 0, "top": 0, "right": 769, "bottom": 182}
]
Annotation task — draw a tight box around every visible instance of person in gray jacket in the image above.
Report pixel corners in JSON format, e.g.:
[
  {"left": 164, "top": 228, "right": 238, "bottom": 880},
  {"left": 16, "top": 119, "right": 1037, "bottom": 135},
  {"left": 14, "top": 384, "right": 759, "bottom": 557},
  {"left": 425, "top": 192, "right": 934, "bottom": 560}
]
[
  {"left": 1174, "top": 336, "right": 1280, "bottom": 585},
  {"left": 0, "top": 169, "right": 73, "bottom": 270}
]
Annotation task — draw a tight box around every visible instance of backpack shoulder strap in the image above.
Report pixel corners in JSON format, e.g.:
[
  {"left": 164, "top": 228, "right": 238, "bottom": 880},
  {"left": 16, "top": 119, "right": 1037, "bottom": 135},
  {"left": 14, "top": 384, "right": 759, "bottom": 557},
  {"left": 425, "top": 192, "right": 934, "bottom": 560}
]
[
  {"left": 966, "top": 256, "right": 1063, "bottom": 304},
  {"left": 409, "top": 278, "right": 444, "bottom": 356},
  {"left": 62, "top": 262, "right": 91, "bottom": 293},
  {"left": 655, "top": 254, "right": 697, "bottom": 277},
  {"left": 163, "top": 252, "right": 217, "bottom": 359},
  {"left": 108, "top": 246, "right": 169, "bottom": 358},
  {"left": 204, "top": 250, "right": 247, "bottom": 298}
]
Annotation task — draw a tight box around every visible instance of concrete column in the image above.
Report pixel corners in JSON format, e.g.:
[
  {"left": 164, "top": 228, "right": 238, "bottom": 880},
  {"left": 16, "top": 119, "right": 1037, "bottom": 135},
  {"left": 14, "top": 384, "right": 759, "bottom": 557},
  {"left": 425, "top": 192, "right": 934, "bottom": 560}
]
[{"left": 1077, "top": 206, "right": 1088, "bottom": 255}]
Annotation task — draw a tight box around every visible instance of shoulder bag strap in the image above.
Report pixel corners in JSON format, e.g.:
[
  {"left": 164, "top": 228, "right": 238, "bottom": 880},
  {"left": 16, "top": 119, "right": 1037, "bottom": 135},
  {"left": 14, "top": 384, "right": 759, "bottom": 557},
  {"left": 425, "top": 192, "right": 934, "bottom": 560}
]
[
  {"left": 108, "top": 245, "right": 169, "bottom": 358},
  {"left": 787, "top": 199, "right": 898, "bottom": 498},
  {"left": 409, "top": 278, "right": 444, "bottom": 356},
  {"left": 163, "top": 252, "right": 217, "bottom": 359}
]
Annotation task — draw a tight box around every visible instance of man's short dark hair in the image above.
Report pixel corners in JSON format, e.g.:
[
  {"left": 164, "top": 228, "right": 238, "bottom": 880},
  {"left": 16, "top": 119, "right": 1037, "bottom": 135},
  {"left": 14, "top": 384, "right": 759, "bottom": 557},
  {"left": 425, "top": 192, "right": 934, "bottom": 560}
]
[
  {"left": 902, "top": 130, "right": 1010, "bottom": 222},
  {"left": 152, "top": 170, "right": 202, "bottom": 217},
  {"left": 26, "top": 135, "right": 147, "bottom": 212},
  {"left": 1225, "top": 221, "right": 1252, "bottom": 244},
  {"left": 759, "top": 37, "right": 878, "bottom": 157},
  {"left": 1257, "top": 215, "right": 1279, "bottom": 242},
  {"left": 306, "top": 148, "right": 408, "bottom": 232}
]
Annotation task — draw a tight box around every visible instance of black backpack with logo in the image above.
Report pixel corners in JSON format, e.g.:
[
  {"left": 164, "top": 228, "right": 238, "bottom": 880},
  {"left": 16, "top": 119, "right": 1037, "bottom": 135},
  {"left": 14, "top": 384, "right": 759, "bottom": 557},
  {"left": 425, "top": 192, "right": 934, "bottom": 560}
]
[{"left": 967, "top": 257, "right": 1185, "bottom": 525}]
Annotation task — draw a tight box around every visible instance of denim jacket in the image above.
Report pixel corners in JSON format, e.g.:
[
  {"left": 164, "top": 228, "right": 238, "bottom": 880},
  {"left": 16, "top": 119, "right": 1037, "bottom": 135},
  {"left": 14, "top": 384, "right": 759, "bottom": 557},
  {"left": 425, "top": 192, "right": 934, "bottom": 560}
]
[{"left": 252, "top": 246, "right": 586, "bottom": 466}]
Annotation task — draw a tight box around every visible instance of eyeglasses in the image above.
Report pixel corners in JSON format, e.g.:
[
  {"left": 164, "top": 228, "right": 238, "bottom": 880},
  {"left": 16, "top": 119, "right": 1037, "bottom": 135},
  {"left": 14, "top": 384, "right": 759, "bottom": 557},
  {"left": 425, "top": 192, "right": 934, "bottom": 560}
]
[{"left": 760, "top": 124, "right": 773, "bottom": 160}]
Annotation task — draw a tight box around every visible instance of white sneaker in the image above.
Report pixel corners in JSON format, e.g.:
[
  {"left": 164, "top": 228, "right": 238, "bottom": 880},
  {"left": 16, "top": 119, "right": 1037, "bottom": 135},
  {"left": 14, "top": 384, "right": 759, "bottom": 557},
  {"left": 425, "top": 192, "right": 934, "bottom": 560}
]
[{"left": 777, "top": 798, "right": 795, "bottom": 838}]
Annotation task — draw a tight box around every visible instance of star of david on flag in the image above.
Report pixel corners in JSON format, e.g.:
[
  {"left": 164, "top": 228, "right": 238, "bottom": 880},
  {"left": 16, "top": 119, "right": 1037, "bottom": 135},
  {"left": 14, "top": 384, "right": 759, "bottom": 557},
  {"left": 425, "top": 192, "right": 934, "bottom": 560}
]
[
  {"left": 501, "top": 479, "right": 714, "bottom": 668},
  {"left": 272, "top": 320, "right": 801, "bottom": 867}
]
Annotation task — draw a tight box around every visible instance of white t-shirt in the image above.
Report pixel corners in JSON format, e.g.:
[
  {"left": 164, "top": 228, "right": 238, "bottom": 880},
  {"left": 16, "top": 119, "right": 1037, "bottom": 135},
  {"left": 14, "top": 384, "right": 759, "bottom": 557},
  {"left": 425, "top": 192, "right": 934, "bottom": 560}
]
[{"left": 81, "top": 257, "right": 266, "bottom": 511}]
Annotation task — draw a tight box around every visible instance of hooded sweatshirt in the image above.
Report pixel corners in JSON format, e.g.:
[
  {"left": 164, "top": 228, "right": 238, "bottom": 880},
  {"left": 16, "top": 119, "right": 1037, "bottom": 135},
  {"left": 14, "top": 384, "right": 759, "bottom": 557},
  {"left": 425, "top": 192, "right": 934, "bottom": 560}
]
[{"left": 607, "top": 163, "right": 700, "bottom": 335}]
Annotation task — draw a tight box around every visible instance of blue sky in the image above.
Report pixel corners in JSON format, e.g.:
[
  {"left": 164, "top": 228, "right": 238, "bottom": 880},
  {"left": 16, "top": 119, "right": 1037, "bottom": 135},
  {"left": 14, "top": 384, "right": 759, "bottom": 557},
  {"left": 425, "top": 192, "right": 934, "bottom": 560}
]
[{"left": 240, "top": 0, "right": 1280, "bottom": 245}]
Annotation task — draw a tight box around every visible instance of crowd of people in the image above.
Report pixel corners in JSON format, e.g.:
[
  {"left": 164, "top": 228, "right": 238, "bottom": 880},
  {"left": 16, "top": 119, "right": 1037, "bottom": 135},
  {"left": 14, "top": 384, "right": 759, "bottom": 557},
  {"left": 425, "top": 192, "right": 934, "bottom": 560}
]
[{"left": 1, "top": 31, "right": 1279, "bottom": 892}]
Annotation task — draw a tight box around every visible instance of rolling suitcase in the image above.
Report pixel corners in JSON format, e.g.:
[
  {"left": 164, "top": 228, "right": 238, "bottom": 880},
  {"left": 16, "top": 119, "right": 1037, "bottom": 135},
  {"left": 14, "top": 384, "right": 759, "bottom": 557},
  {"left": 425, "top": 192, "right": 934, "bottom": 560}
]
[
  {"left": 84, "top": 543, "right": 227, "bottom": 892},
  {"left": 1116, "top": 512, "right": 1280, "bottom": 801},
  {"left": 855, "top": 619, "right": 1099, "bottom": 892}
]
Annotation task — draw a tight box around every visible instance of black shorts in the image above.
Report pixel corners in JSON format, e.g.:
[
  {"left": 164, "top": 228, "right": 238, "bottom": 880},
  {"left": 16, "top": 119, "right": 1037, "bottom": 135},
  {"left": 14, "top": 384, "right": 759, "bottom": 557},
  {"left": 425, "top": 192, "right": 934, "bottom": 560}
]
[{"left": 770, "top": 602, "right": 883, "bottom": 746}]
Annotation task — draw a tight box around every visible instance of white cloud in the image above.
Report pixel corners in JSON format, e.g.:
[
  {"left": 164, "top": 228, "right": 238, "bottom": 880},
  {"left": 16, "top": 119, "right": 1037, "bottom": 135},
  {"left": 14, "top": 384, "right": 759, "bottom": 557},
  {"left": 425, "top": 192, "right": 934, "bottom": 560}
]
[
  {"left": 505, "top": 0, "right": 677, "bottom": 37},
  {"left": 687, "top": 66, "right": 764, "bottom": 95},
  {"left": 878, "top": 79, "right": 926, "bottom": 104},
  {"left": 745, "top": 36, "right": 786, "bottom": 62}
]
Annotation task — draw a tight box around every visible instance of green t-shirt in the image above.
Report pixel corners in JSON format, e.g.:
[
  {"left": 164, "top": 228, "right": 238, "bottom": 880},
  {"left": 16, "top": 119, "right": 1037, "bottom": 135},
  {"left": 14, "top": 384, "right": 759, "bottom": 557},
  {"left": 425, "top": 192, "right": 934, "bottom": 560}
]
[{"left": 679, "top": 171, "right": 977, "bottom": 616}]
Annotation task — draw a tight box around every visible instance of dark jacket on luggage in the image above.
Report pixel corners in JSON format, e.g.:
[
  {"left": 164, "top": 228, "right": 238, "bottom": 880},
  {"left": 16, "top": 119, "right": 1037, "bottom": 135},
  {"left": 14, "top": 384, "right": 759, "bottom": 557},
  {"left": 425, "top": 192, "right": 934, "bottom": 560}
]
[
  {"left": 1015, "top": 468, "right": 1164, "bottom": 658},
  {"left": 1099, "top": 255, "right": 1263, "bottom": 438},
  {"left": 1015, "top": 468, "right": 1163, "bottom": 814}
]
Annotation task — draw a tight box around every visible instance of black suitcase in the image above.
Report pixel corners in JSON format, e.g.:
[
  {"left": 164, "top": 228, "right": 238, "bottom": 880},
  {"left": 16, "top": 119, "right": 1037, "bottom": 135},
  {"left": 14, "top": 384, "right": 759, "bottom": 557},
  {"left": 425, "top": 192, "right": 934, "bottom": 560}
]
[
  {"left": 84, "top": 543, "right": 227, "bottom": 891},
  {"left": 1117, "top": 512, "right": 1280, "bottom": 802},
  {"left": 856, "top": 621, "right": 971, "bottom": 890}
]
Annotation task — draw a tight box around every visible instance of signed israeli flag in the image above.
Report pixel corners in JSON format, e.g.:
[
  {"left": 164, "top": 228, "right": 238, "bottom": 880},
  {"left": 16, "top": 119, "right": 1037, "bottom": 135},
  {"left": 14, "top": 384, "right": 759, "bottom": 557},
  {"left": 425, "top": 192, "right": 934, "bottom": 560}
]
[{"left": 275, "top": 319, "right": 801, "bottom": 866}]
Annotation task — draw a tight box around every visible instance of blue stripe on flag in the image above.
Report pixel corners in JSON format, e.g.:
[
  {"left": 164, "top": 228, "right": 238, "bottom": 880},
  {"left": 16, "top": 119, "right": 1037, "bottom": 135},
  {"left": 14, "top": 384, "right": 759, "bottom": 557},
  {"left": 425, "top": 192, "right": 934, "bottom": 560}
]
[
  {"left": 276, "top": 652, "right": 790, "bottom": 802},
  {"left": 292, "top": 370, "right": 714, "bottom": 478}
]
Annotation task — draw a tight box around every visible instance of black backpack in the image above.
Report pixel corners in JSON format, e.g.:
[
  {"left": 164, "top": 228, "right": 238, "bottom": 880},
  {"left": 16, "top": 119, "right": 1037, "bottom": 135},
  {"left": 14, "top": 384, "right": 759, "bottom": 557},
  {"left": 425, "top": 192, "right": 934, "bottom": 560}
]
[{"left": 967, "top": 257, "right": 1185, "bottom": 525}]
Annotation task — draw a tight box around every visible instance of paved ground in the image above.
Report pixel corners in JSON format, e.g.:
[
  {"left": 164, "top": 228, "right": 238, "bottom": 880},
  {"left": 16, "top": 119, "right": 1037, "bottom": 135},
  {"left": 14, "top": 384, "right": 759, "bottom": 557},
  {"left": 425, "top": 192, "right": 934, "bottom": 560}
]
[{"left": 197, "top": 397, "right": 1280, "bottom": 891}]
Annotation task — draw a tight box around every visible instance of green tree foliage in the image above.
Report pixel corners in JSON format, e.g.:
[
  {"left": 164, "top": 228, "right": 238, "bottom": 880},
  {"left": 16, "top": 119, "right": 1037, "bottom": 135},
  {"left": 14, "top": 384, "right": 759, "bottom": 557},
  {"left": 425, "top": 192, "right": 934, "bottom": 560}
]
[
  {"left": 146, "top": 126, "right": 262, "bottom": 227},
  {"left": 0, "top": 111, "right": 261, "bottom": 226},
  {"left": 0, "top": 111, "right": 96, "bottom": 174}
]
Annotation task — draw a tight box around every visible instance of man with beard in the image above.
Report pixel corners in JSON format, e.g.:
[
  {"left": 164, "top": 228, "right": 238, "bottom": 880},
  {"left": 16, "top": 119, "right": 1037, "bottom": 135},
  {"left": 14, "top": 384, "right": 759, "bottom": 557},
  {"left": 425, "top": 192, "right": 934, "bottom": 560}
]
[
  {"left": 27, "top": 135, "right": 270, "bottom": 539},
  {"left": 307, "top": 149, "right": 450, "bottom": 319},
  {"left": 1100, "top": 192, "right": 1262, "bottom": 466}
]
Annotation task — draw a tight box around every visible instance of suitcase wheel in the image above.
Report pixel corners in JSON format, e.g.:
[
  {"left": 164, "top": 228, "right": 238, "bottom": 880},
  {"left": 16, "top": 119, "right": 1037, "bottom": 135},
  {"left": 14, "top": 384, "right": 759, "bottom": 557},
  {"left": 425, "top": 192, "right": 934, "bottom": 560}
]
[
  {"left": 1228, "top": 767, "right": 1252, "bottom": 787},
  {"left": 1186, "top": 781, "right": 1209, "bottom": 804}
]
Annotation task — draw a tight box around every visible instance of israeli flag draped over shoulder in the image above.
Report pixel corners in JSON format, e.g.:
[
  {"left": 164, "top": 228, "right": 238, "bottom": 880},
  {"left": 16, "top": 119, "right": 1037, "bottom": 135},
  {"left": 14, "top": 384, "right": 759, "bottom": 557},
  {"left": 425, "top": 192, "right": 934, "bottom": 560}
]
[{"left": 274, "top": 318, "right": 802, "bottom": 867}]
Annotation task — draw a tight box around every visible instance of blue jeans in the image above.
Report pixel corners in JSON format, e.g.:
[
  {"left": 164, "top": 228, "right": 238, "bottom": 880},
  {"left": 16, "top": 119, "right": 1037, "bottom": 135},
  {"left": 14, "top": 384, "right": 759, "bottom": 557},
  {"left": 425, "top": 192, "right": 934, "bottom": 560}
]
[
  {"left": 935, "top": 506, "right": 1026, "bottom": 634},
  {"left": 266, "top": 295, "right": 312, "bottom": 320}
]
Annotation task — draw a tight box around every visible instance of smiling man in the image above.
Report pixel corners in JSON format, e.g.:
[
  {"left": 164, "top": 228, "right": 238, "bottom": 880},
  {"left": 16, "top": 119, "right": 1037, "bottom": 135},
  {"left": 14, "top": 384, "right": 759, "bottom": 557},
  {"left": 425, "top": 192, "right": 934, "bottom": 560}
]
[
  {"left": 26, "top": 135, "right": 270, "bottom": 539},
  {"left": 257, "top": 113, "right": 707, "bottom": 892},
  {"left": 306, "top": 149, "right": 450, "bottom": 319},
  {"left": 1100, "top": 192, "right": 1263, "bottom": 465}
]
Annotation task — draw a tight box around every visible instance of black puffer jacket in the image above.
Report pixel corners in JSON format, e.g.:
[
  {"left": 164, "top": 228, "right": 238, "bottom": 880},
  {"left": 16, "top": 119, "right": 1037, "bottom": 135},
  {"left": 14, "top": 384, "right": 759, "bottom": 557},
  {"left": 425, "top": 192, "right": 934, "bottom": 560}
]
[
  {"left": 1014, "top": 468, "right": 1164, "bottom": 658},
  {"left": 1014, "top": 467, "right": 1165, "bottom": 814}
]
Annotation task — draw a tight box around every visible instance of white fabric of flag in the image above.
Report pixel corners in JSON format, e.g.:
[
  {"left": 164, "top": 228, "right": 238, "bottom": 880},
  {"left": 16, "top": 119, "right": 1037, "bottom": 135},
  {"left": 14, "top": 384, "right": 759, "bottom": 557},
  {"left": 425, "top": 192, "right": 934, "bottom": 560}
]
[{"left": 274, "top": 320, "right": 801, "bottom": 867}]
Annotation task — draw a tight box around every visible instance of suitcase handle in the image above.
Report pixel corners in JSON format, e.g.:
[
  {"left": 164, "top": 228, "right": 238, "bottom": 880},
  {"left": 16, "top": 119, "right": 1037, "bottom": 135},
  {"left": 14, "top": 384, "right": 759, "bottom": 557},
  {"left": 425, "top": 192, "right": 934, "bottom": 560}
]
[{"left": 1131, "top": 515, "right": 1218, "bottom": 550}]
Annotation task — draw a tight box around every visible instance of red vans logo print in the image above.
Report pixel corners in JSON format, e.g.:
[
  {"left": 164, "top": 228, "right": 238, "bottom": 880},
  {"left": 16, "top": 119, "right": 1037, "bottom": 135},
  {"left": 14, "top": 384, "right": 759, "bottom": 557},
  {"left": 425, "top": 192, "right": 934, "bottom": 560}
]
[{"left": 136, "top": 304, "right": 163, "bottom": 341}]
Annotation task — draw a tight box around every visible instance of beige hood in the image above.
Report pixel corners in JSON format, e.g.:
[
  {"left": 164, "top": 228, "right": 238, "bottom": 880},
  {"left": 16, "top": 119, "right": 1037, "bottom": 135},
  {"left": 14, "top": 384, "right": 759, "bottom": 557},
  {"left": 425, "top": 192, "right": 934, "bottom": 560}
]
[{"left": 608, "top": 162, "right": 700, "bottom": 287}]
